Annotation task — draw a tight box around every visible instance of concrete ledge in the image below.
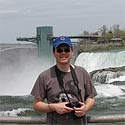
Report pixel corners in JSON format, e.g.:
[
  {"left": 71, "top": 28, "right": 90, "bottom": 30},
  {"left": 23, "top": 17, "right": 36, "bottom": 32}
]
[{"left": 0, "top": 114, "right": 125, "bottom": 124}]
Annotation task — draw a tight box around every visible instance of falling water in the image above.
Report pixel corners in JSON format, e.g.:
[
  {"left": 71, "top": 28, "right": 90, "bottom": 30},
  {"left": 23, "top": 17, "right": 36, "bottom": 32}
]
[{"left": 75, "top": 51, "right": 125, "bottom": 72}]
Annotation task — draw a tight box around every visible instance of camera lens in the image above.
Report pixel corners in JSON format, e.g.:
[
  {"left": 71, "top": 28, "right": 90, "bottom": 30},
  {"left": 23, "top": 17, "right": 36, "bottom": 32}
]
[{"left": 65, "top": 102, "right": 81, "bottom": 108}]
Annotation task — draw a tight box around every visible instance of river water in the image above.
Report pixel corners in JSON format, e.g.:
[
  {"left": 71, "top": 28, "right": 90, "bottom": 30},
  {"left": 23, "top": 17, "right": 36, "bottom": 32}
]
[{"left": 0, "top": 48, "right": 125, "bottom": 125}]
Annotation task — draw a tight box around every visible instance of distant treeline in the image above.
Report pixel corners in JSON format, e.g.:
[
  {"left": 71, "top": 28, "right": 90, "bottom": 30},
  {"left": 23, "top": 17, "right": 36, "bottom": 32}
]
[{"left": 81, "top": 24, "right": 125, "bottom": 42}]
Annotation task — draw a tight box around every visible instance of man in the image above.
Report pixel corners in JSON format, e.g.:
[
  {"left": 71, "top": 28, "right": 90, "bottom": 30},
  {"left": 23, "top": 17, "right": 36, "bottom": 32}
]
[{"left": 31, "top": 36, "right": 97, "bottom": 125}]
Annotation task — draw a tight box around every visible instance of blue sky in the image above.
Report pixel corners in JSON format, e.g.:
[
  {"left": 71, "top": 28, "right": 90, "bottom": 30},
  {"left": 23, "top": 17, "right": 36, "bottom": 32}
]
[{"left": 0, "top": 0, "right": 125, "bottom": 43}]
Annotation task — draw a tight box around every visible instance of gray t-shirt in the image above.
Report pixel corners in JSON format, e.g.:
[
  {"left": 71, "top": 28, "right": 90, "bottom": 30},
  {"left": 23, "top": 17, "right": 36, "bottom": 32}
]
[{"left": 31, "top": 65, "right": 97, "bottom": 125}]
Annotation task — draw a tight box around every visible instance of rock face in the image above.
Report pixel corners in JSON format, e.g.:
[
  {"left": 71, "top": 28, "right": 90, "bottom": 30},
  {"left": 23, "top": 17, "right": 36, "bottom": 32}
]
[
  {"left": 90, "top": 66, "right": 125, "bottom": 84},
  {"left": 91, "top": 66, "right": 125, "bottom": 73}
]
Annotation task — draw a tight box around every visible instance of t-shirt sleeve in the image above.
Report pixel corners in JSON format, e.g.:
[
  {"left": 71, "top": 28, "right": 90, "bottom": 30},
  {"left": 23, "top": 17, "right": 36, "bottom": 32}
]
[
  {"left": 30, "top": 74, "right": 46, "bottom": 100},
  {"left": 83, "top": 69, "right": 97, "bottom": 100},
  {"left": 78, "top": 67, "right": 97, "bottom": 100}
]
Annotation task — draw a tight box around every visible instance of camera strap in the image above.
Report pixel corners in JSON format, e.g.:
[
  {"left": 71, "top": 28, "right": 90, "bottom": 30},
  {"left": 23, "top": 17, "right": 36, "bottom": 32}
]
[
  {"left": 55, "top": 65, "right": 83, "bottom": 102},
  {"left": 70, "top": 65, "right": 83, "bottom": 102},
  {"left": 55, "top": 65, "right": 71, "bottom": 103}
]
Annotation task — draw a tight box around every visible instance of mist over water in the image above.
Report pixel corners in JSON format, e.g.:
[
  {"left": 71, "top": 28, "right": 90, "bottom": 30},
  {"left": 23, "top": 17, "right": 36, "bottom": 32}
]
[{"left": 0, "top": 46, "right": 54, "bottom": 95}]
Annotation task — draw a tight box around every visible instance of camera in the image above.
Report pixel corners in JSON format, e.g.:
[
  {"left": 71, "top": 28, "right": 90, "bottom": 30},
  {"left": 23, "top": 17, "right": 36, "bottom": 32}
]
[{"left": 65, "top": 101, "right": 81, "bottom": 108}]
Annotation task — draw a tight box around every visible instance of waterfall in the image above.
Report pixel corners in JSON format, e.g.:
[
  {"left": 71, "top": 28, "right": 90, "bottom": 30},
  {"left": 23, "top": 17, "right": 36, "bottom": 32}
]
[
  {"left": 75, "top": 51, "right": 125, "bottom": 97},
  {"left": 75, "top": 51, "right": 125, "bottom": 72},
  {"left": 0, "top": 45, "right": 125, "bottom": 97}
]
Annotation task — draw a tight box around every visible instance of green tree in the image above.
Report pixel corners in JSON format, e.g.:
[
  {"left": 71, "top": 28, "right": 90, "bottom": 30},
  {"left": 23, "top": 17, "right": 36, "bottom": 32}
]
[{"left": 106, "top": 31, "right": 113, "bottom": 41}]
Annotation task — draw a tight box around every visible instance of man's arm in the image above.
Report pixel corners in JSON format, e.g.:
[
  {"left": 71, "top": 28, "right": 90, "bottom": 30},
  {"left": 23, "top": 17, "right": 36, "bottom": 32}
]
[
  {"left": 33, "top": 98, "right": 74, "bottom": 114},
  {"left": 85, "top": 97, "right": 95, "bottom": 112},
  {"left": 33, "top": 98, "right": 51, "bottom": 112}
]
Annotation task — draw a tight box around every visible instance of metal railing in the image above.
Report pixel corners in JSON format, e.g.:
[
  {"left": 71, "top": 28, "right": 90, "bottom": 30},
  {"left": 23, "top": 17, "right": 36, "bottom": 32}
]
[{"left": 0, "top": 114, "right": 125, "bottom": 124}]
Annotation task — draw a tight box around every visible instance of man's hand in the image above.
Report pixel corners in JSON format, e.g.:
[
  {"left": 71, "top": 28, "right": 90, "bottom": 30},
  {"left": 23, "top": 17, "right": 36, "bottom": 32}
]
[
  {"left": 50, "top": 102, "right": 74, "bottom": 114},
  {"left": 74, "top": 102, "right": 86, "bottom": 117}
]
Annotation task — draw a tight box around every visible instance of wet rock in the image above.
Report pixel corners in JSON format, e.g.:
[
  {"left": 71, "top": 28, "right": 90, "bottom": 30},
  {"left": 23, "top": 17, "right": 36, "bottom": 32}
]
[{"left": 90, "top": 66, "right": 125, "bottom": 84}]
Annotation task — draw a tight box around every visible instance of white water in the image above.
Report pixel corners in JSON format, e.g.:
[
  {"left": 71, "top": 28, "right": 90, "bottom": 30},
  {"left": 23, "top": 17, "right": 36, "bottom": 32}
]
[
  {"left": 0, "top": 108, "right": 30, "bottom": 116},
  {"left": 95, "top": 84, "right": 124, "bottom": 97},
  {"left": 75, "top": 51, "right": 125, "bottom": 98},
  {"left": 108, "top": 75, "right": 125, "bottom": 83},
  {"left": 75, "top": 51, "right": 125, "bottom": 72},
  {"left": 0, "top": 49, "right": 125, "bottom": 97}
]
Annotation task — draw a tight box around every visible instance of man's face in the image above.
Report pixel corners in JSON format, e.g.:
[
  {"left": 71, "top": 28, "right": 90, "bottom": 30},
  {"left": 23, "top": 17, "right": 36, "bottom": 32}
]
[{"left": 53, "top": 44, "right": 73, "bottom": 65}]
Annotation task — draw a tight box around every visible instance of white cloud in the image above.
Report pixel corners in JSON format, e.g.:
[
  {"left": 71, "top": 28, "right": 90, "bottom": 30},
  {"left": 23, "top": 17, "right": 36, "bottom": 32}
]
[
  {"left": 0, "top": 10, "right": 17, "bottom": 14},
  {"left": 0, "top": 0, "right": 125, "bottom": 43}
]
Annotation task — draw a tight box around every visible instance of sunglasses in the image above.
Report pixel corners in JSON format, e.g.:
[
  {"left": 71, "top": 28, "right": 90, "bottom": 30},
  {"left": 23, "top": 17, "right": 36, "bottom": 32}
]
[{"left": 56, "top": 47, "right": 70, "bottom": 53}]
